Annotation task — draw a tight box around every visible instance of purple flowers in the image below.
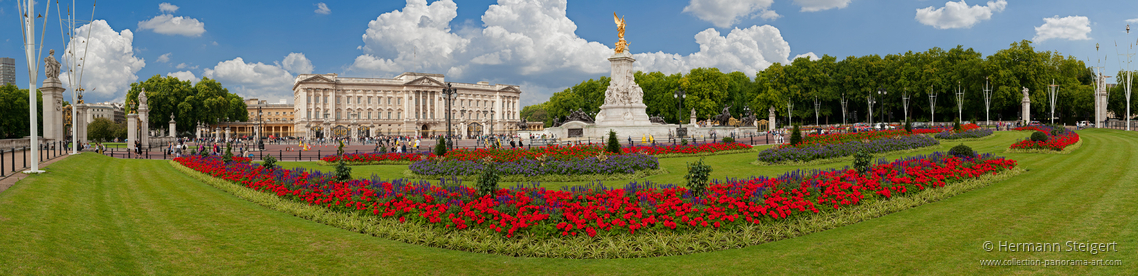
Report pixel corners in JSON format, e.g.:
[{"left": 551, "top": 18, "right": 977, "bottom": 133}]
[
  {"left": 410, "top": 153, "right": 660, "bottom": 176},
  {"left": 757, "top": 134, "right": 940, "bottom": 164}
]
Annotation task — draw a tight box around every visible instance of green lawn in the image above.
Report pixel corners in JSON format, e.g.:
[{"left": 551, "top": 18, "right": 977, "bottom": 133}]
[{"left": 1, "top": 129, "right": 1135, "bottom": 274}]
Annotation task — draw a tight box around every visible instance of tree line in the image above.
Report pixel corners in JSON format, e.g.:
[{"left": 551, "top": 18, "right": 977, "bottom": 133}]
[
  {"left": 0, "top": 84, "right": 44, "bottom": 139},
  {"left": 523, "top": 40, "right": 1138, "bottom": 127},
  {"left": 126, "top": 75, "right": 249, "bottom": 135}
]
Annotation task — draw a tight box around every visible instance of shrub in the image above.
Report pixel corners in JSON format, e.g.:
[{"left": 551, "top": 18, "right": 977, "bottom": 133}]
[
  {"left": 681, "top": 138, "right": 689, "bottom": 146},
  {"left": 262, "top": 155, "right": 277, "bottom": 171},
  {"left": 953, "top": 118, "right": 961, "bottom": 132},
  {"left": 476, "top": 160, "right": 499, "bottom": 196},
  {"left": 684, "top": 158, "right": 712, "bottom": 197},
  {"left": 434, "top": 137, "right": 448, "bottom": 157},
  {"left": 222, "top": 143, "right": 233, "bottom": 163},
  {"left": 1050, "top": 126, "right": 1067, "bottom": 136},
  {"left": 722, "top": 136, "right": 735, "bottom": 143},
  {"left": 948, "top": 143, "right": 975, "bottom": 159},
  {"left": 336, "top": 140, "right": 345, "bottom": 156},
  {"left": 606, "top": 130, "right": 621, "bottom": 154},
  {"left": 905, "top": 120, "right": 913, "bottom": 133},
  {"left": 1030, "top": 131, "right": 1049, "bottom": 142},
  {"left": 853, "top": 150, "right": 872, "bottom": 173},
  {"left": 789, "top": 124, "right": 802, "bottom": 146},
  {"left": 334, "top": 159, "right": 352, "bottom": 181}
]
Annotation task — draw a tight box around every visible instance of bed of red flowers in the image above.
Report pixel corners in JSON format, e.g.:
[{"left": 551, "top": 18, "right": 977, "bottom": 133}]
[
  {"left": 621, "top": 142, "right": 752, "bottom": 155},
  {"left": 911, "top": 123, "right": 979, "bottom": 134},
  {"left": 1009, "top": 125, "right": 1080, "bottom": 151},
  {"left": 175, "top": 151, "right": 1016, "bottom": 238},
  {"left": 321, "top": 152, "right": 432, "bottom": 163}
]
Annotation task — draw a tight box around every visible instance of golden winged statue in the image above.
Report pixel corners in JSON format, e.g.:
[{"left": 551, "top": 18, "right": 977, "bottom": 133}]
[{"left": 614, "top": 12, "right": 629, "bottom": 54}]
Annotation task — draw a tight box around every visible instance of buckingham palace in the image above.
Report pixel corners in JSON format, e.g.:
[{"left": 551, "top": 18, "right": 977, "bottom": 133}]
[{"left": 292, "top": 72, "right": 522, "bottom": 139}]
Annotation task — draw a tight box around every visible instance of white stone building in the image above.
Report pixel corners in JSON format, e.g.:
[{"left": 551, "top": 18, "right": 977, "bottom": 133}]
[
  {"left": 292, "top": 72, "right": 522, "bottom": 139},
  {"left": 86, "top": 102, "right": 124, "bottom": 124}
]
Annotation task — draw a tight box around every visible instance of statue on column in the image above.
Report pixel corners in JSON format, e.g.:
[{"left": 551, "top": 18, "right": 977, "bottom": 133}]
[
  {"left": 139, "top": 90, "right": 149, "bottom": 107},
  {"left": 44, "top": 49, "right": 61, "bottom": 79}
]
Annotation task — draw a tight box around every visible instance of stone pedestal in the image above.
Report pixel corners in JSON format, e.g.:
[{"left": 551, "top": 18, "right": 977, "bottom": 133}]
[
  {"left": 594, "top": 52, "right": 650, "bottom": 127},
  {"left": 169, "top": 116, "right": 176, "bottom": 137},
  {"left": 1022, "top": 98, "right": 1031, "bottom": 124},
  {"left": 768, "top": 107, "right": 776, "bottom": 132},
  {"left": 127, "top": 114, "right": 138, "bottom": 150},
  {"left": 138, "top": 106, "right": 149, "bottom": 148},
  {"left": 75, "top": 104, "right": 89, "bottom": 145},
  {"left": 41, "top": 78, "right": 65, "bottom": 141}
]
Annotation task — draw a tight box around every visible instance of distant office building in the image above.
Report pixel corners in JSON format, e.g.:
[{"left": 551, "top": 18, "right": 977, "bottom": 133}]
[{"left": 0, "top": 57, "right": 16, "bottom": 86}]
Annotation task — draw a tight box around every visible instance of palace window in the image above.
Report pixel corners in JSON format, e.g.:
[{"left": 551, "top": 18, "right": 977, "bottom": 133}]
[
  {"left": 336, "top": 111, "right": 341, "bottom": 119},
  {"left": 387, "top": 112, "right": 391, "bottom": 119}
]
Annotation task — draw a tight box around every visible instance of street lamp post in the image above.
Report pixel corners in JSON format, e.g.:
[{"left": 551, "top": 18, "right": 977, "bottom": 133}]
[
  {"left": 257, "top": 106, "right": 263, "bottom": 150},
  {"left": 956, "top": 81, "right": 965, "bottom": 123},
  {"left": 928, "top": 86, "right": 938, "bottom": 126},
  {"left": 673, "top": 89, "right": 686, "bottom": 137},
  {"left": 1048, "top": 80, "right": 1059, "bottom": 125},
  {"left": 840, "top": 93, "right": 848, "bottom": 125},
  {"left": 902, "top": 88, "right": 911, "bottom": 123},
  {"left": 983, "top": 77, "right": 992, "bottom": 126},
  {"left": 443, "top": 83, "right": 458, "bottom": 149}
]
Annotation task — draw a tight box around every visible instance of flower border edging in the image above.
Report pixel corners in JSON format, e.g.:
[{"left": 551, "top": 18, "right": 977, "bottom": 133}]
[{"left": 1005, "top": 139, "right": 1082, "bottom": 154}]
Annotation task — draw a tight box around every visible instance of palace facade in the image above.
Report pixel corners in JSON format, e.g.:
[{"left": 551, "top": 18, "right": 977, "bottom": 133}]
[{"left": 292, "top": 72, "right": 522, "bottom": 139}]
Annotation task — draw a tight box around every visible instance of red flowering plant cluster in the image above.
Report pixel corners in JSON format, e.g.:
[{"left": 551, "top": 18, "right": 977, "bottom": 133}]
[
  {"left": 622, "top": 142, "right": 752, "bottom": 155},
  {"left": 911, "top": 123, "right": 979, "bottom": 134},
  {"left": 1009, "top": 125, "right": 1080, "bottom": 151},
  {"left": 231, "top": 156, "right": 251, "bottom": 163},
  {"left": 176, "top": 151, "right": 1015, "bottom": 239},
  {"left": 321, "top": 152, "right": 433, "bottom": 164}
]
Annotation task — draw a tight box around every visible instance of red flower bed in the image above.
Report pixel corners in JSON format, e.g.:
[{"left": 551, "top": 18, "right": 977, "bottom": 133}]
[
  {"left": 176, "top": 152, "right": 1015, "bottom": 238},
  {"left": 321, "top": 152, "right": 432, "bottom": 163},
  {"left": 622, "top": 142, "right": 752, "bottom": 155},
  {"left": 1009, "top": 126, "right": 1079, "bottom": 151},
  {"left": 232, "top": 156, "right": 251, "bottom": 163},
  {"left": 911, "top": 123, "right": 979, "bottom": 134}
]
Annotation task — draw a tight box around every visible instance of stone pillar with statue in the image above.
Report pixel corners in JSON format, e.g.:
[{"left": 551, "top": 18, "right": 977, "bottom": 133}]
[
  {"left": 138, "top": 89, "right": 150, "bottom": 148},
  {"left": 127, "top": 113, "right": 138, "bottom": 150},
  {"left": 41, "top": 49, "right": 65, "bottom": 142},
  {"left": 593, "top": 13, "right": 651, "bottom": 127},
  {"left": 1021, "top": 87, "right": 1031, "bottom": 124}
]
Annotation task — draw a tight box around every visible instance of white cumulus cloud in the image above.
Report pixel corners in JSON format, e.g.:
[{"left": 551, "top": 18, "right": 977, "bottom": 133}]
[
  {"left": 1125, "top": 18, "right": 1138, "bottom": 23},
  {"left": 203, "top": 55, "right": 300, "bottom": 101},
  {"left": 62, "top": 20, "right": 146, "bottom": 102},
  {"left": 916, "top": 0, "right": 1006, "bottom": 29},
  {"left": 635, "top": 26, "right": 792, "bottom": 75},
  {"left": 157, "top": 52, "right": 171, "bottom": 63},
  {"left": 684, "top": 0, "right": 778, "bottom": 28},
  {"left": 167, "top": 71, "right": 199, "bottom": 83},
  {"left": 280, "top": 52, "right": 314, "bottom": 74},
  {"left": 349, "top": 0, "right": 801, "bottom": 105},
  {"left": 794, "top": 0, "right": 852, "bottom": 12},
  {"left": 315, "top": 2, "right": 331, "bottom": 14},
  {"left": 159, "top": 3, "right": 179, "bottom": 13},
  {"left": 138, "top": 3, "right": 206, "bottom": 37},
  {"left": 1034, "top": 15, "right": 1092, "bottom": 42},
  {"left": 793, "top": 52, "right": 819, "bottom": 61},
  {"left": 351, "top": 0, "right": 467, "bottom": 74}
]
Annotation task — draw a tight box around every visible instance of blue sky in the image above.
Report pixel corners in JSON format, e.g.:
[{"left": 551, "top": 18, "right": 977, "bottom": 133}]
[{"left": 2, "top": 0, "right": 1136, "bottom": 106}]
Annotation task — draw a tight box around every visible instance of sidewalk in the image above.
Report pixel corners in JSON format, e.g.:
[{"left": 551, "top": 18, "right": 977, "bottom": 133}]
[{"left": 0, "top": 153, "right": 72, "bottom": 194}]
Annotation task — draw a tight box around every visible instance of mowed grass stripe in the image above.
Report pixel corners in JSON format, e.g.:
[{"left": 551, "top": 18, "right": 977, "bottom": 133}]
[{"left": 0, "top": 130, "right": 1133, "bottom": 275}]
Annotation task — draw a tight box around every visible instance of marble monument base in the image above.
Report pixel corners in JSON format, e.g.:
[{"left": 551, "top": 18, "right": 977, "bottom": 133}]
[{"left": 594, "top": 103, "right": 652, "bottom": 127}]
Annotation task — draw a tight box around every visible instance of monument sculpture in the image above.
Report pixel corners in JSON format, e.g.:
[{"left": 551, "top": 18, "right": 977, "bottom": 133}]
[
  {"left": 594, "top": 13, "right": 650, "bottom": 127},
  {"left": 1021, "top": 87, "right": 1031, "bottom": 124},
  {"left": 565, "top": 108, "right": 595, "bottom": 123},
  {"left": 715, "top": 105, "right": 733, "bottom": 126},
  {"left": 741, "top": 106, "right": 756, "bottom": 127},
  {"left": 649, "top": 114, "right": 666, "bottom": 124},
  {"left": 41, "top": 49, "right": 65, "bottom": 141}
]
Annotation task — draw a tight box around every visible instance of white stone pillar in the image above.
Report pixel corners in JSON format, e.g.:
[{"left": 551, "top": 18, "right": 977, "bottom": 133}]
[
  {"left": 41, "top": 78, "right": 64, "bottom": 141},
  {"left": 169, "top": 115, "right": 176, "bottom": 137},
  {"left": 127, "top": 114, "right": 138, "bottom": 150},
  {"left": 139, "top": 106, "right": 149, "bottom": 148},
  {"left": 75, "top": 104, "right": 89, "bottom": 144}
]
